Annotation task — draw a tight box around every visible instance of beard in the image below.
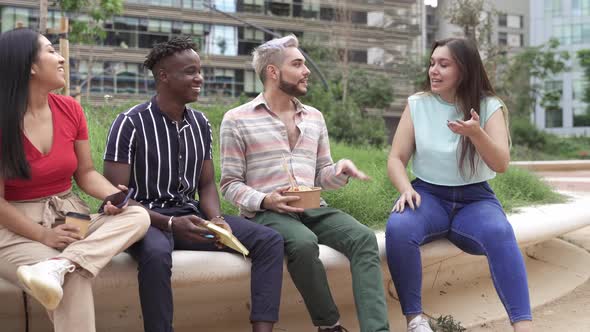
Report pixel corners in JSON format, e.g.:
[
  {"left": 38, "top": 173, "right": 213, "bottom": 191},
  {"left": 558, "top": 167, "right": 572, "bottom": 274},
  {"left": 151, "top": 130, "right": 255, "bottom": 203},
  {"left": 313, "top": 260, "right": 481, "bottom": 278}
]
[{"left": 278, "top": 74, "right": 307, "bottom": 97}]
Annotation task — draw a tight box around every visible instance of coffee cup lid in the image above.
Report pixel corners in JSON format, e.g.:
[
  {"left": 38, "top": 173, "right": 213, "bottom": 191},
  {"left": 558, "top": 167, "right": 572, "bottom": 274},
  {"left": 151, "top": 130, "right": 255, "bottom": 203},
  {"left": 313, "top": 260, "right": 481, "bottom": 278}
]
[{"left": 66, "top": 212, "right": 91, "bottom": 220}]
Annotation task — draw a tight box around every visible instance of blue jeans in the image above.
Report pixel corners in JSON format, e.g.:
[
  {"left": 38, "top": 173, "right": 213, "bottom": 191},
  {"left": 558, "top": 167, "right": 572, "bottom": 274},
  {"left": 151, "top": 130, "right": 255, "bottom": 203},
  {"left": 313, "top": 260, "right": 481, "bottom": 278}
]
[{"left": 385, "top": 178, "right": 532, "bottom": 323}]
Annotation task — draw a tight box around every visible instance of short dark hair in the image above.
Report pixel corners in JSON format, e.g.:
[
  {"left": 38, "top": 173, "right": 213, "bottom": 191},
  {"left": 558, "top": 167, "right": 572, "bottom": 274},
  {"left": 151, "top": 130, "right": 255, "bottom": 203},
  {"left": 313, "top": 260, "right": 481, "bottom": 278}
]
[
  {"left": 0, "top": 28, "right": 41, "bottom": 179},
  {"left": 143, "top": 36, "right": 197, "bottom": 73}
]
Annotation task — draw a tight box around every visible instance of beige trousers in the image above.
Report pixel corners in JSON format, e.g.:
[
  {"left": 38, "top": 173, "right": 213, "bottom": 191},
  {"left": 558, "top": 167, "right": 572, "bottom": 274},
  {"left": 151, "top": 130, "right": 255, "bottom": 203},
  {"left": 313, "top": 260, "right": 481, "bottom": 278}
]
[{"left": 0, "top": 190, "right": 150, "bottom": 332}]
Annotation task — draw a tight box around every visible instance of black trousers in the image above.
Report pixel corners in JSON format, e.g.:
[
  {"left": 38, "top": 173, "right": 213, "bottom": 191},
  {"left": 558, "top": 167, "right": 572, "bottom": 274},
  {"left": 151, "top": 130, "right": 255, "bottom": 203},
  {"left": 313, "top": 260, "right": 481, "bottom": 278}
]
[{"left": 127, "top": 214, "right": 284, "bottom": 332}]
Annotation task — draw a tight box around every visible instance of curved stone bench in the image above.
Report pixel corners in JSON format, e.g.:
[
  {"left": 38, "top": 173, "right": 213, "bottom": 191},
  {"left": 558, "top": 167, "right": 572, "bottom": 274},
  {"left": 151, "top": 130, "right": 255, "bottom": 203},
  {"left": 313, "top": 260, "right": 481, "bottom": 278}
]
[{"left": 2, "top": 195, "right": 590, "bottom": 332}]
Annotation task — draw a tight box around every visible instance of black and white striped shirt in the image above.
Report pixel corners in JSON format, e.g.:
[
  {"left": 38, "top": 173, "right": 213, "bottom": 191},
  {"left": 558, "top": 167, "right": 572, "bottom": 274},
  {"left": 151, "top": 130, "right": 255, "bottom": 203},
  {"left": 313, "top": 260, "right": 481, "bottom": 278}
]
[{"left": 104, "top": 96, "right": 212, "bottom": 212}]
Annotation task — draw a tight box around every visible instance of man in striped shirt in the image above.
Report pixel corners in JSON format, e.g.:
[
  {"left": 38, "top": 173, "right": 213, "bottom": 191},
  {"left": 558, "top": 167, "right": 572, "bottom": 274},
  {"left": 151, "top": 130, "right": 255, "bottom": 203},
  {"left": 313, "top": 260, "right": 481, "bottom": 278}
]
[
  {"left": 220, "top": 35, "right": 390, "bottom": 332},
  {"left": 103, "top": 37, "right": 284, "bottom": 332}
]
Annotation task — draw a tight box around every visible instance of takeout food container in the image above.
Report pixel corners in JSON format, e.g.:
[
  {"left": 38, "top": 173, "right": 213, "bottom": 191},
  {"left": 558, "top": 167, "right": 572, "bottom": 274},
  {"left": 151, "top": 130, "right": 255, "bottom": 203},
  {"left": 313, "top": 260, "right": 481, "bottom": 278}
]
[{"left": 284, "top": 187, "right": 322, "bottom": 209}]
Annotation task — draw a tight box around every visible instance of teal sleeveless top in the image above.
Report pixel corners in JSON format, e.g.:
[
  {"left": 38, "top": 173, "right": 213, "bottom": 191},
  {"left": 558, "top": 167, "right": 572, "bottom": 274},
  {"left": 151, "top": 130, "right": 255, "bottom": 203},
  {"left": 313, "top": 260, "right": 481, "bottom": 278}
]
[{"left": 409, "top": 92, "right": 504, "bottom": 186}]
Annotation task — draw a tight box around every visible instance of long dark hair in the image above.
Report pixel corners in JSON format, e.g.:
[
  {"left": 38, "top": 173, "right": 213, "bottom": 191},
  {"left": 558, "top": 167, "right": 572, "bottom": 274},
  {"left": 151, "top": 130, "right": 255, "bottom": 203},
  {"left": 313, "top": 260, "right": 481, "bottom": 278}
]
[
  {"left": 423, "top": 38, "right": 497, "bottom": 177},
  {"left": 0, "top": 28, "right": 40, "bottom": 180}
]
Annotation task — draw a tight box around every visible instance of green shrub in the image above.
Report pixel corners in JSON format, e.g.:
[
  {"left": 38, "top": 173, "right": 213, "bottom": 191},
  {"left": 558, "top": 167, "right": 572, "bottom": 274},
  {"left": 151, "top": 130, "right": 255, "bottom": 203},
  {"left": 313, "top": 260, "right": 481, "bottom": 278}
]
[
  {"left": 301, "top": 81, "right": 387, "bottom": 146},
  {"left": 510, "top": 116, "right": 590, "bottom": 160},
  {"left": 510, "top": 116, "right": 547, "bottom": 150}
]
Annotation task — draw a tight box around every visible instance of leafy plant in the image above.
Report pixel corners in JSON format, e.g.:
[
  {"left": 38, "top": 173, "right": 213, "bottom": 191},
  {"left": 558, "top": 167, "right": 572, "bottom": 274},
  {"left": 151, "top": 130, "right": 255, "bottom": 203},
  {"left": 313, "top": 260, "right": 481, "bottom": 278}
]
[
  {"left": 496, "top": 38, "right": 570, "bottom": 117},
  {"left": 430, "top": 315, "right": 467, "bottom": 332}
]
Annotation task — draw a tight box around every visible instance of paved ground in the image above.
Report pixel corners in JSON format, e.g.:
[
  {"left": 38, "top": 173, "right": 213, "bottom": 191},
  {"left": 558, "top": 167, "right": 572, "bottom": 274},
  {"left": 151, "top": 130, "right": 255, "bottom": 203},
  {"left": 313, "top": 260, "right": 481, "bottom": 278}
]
[{"left": 468, "top": 169, "right": 590, "bottom": 332}]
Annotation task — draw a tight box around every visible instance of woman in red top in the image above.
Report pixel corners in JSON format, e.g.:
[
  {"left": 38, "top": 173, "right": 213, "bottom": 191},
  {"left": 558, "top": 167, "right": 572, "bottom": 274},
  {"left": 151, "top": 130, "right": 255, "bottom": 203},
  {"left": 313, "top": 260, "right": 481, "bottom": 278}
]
[{"left": 0, "top": 28, "right": 149, "bottom": 332}]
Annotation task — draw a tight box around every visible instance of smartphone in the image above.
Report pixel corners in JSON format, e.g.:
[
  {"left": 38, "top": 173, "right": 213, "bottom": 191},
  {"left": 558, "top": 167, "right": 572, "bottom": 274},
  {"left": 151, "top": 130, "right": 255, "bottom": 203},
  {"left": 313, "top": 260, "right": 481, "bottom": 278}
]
[{"left": 98, "top": 188, "right": 135, "bottom": 213}]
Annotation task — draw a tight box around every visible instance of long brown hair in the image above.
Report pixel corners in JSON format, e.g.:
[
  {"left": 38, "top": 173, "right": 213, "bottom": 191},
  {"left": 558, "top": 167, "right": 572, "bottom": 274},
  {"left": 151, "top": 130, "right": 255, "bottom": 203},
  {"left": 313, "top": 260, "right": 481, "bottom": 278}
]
[{"left": 423, "top": 38, "right": 498, "bottom": 177}]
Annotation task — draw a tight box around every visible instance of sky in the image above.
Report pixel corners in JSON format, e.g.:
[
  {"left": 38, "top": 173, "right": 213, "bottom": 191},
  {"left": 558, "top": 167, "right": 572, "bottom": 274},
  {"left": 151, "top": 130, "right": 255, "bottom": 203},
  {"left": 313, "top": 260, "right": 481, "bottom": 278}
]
[{"left": 425, "top": 0, "right": 438, "bottom": 6}]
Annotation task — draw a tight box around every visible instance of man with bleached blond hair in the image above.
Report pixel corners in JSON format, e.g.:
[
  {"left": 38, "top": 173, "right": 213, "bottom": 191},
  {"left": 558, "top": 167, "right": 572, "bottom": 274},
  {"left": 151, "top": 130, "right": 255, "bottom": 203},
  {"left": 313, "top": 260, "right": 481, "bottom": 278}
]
[{"left": 220, "top": 34, "right": 390, "bottom": 332}]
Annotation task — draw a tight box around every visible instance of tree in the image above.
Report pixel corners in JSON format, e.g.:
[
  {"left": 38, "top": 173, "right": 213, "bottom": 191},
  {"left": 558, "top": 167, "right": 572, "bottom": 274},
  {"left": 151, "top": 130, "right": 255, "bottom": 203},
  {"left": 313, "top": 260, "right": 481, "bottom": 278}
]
[
  {"left": 299, "top": 39, "right": 390, "bottom": 146},
  {"left": 496, "top": 38, "right": 569, "bottom": 117},
  {"left": 58, "top": 0, "right": 123, "bottom": 44},
  {"left": 441, "top": 0, "right": 570, "bottom": 118},
  {"left": 57, "top": 0, "right": 124, "bottom": 97},
  {"left": 444, "top": 0, "right": 504, "bottom": 84},
  {"left": 576, "top": 49, "right": 590, "bottom": 126},
  {"left": 445, "top": 0, "right": 485, "bottom": 42}
]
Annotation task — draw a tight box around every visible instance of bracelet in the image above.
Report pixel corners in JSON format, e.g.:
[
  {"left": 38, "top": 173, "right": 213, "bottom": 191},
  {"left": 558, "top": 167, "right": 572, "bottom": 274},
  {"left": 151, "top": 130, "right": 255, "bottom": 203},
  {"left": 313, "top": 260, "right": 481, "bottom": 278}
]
[
  {"left": 212, "top": 215, "right": 225, "bottom": 221},
  {"left": 167, "top": 216, "right": 174, "bottom": 232}
]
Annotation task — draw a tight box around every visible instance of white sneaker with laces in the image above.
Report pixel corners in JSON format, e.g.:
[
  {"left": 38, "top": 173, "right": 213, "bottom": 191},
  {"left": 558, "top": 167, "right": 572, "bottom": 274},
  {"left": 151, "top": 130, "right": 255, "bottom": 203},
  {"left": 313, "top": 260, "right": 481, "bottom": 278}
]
[
  {"left": 407, "top": 315, "right": 433, "bottom": 332},
  {"left": 17, "top": 259, "right": 76, "bottom": 310}
]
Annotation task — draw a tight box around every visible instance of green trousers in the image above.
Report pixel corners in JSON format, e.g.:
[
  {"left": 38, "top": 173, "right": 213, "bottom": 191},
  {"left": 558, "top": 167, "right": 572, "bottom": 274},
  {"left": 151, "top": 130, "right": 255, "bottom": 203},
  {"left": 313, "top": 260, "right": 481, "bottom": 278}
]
[{"left": 252, "top": 207, "right": 390, "bottom": 332}]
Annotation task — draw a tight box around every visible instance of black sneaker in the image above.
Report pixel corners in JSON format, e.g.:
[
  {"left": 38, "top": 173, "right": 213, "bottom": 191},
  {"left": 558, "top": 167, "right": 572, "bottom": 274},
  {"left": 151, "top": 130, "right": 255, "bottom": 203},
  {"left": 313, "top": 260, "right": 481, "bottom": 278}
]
[{"left": 318, "top": 325, "right": 350, "bottom": 332}]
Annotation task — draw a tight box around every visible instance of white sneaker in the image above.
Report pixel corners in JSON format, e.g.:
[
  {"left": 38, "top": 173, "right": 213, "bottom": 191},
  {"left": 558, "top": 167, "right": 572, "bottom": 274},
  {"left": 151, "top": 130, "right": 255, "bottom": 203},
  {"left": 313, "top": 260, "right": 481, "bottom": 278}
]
[
  {"left": 17, "top": 259, "right": 75, "bottom": 310},
  {"left": 407, "top": 315, "right": 433, "bottom": 332}
]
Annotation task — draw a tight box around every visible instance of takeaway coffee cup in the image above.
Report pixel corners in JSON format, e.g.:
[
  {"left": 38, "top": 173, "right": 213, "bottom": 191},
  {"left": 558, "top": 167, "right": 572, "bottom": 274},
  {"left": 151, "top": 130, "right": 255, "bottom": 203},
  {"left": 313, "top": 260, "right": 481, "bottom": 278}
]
[
  {"left": 283, "top": 187, "right": 322, "bottom": 209},
  {"left": 65, "top": 212, "right": 92, "bottom": 238}
]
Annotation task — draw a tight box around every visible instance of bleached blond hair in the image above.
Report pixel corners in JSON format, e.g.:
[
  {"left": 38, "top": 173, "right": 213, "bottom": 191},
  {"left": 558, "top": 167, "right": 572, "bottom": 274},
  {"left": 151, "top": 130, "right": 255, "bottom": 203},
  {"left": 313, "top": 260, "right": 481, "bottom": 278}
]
[{"left": 252, "top": 34, "right": 299, "bottom": 83}]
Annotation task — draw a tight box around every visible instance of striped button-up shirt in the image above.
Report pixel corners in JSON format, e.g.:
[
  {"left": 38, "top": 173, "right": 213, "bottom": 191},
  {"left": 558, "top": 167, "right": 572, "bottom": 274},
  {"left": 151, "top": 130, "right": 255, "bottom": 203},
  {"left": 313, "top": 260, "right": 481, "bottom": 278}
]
[
  {"left": 220, "top": 93, "right": 348, "bottom": 217},
  {"left": 104, "top": 96, "right": 212, "bottom": 211}
]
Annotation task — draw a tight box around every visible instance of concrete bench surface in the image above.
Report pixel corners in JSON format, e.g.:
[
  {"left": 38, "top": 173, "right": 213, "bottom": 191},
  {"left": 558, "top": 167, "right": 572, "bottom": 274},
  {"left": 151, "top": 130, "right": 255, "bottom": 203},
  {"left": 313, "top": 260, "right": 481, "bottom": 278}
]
[{"left": 2, "top": 194, "right": 590, "bottom": 332}]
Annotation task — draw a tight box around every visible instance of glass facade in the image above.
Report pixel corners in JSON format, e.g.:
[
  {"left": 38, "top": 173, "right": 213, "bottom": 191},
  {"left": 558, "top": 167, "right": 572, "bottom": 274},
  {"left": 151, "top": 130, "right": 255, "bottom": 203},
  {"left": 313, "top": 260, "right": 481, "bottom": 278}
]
[
  {"left": 0, "top": 2, "right": 382, "bottom": 99},
  {"left": 534, "top": 0, "right": 590, "bottom": 133},
  {"left": 70, "top": 58, "right": 256, "bottom": 98}
]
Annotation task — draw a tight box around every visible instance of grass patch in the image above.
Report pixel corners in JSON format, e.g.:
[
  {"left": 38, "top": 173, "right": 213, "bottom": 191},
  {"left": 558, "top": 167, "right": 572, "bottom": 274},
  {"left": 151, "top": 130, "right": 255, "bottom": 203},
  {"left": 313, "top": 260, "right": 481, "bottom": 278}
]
[{"left": 81, "top": 103, "right": 562, "bottom": 228}]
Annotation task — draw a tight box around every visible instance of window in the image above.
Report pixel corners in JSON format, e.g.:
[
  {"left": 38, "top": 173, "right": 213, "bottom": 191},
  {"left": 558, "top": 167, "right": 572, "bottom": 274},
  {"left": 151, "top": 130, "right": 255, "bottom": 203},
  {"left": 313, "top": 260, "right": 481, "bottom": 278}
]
[
  {"left": 426, "top": 13, "right": 435, "bottom": 26},
  {"left": 584, "top": 24, "right": 590, "bottom": 44},
  {"left": 348, "top": 50, "right": 368, "bottom": 64},
  {"left": 553, "top": 24, "right": 571, "bottom": 45},
  {"left": 320, "top": 7, "right": 335, "bottom": 21},
  {"left": 507, "top": 15, "right": 522, "bottom": 29},
  {"left": 498, "top": 32, "right": 507, "bottom": 45},
  {"left": 125, "top": 0, "right": 181, "bottom": 7},
  {"left": 544, "top": 0, "right": 563, "bottom": 17},
  {"left": 551, "top": 0, "right": 562, "bottom": 16},
  {"left": 182, "top": 0, "right": 207, "bottom": 10},
  {"left": 205, "top": 25, "right": 238, "bottom": 56},
  {"left": 237, "top": 0, "right": 264, "bottom": 13},
  {"left": 507, "top": 33, "right": 523, "bottom": 47},
  {"left": 116, "top": 63, "right": 140, "bottom": 94},
  {"left": 573, "top": 79, "right": 588, "bottom": 102},
  {"left": 244, "top": 70, "right": 263, "bottom": 95},
  {"left": 571, "top": 23, "right": 590, "bottom": 44},
  {"left": 293, "top": 0, "right": 319, "bottom": 19},
  {"left": 182, "top": 22, "right": 207, "bottom": 50},
  {"left": 368, "top": 47, "right": 385, "bottom": 66},
  {"left": 76, "top": 60, "right": 105, "bottom": 93},
  {"left": 545, "top": 108, "right": 563, "bottom": 128},
  {"left": 238, "top": 27, "right": 265, "bottom": 55},
  {"left": 266, "top": 0, "right": 292, "bottom": 17},
  {"left": 572, "top": 0, "right": 590, "bottom": 16},
  {"left": 498, "top": 14, "right": 507, "bottom": 27},
  {"left": 542, "top": 80, "right": 563, "bottom": 127},
  {"left": 573, "top": 107, "right": 590, "bottom": 127},
  {"left": 203, "top": 67, "right": 238, "bottom": 97},
  {"left": 72, "top": 59, "right": 154, "bottom": 95},
  {"left": 351, "top": 11, "right": 367, "bottom": 25},
  {"left": 213, "top": 0, "right": 236, "bottom": 12},
  {"left": 545, "top": 80, "right": 562, "bottom": 92},
  {"left": 1, "top": 7, "right": 34, "bottom": 32}
]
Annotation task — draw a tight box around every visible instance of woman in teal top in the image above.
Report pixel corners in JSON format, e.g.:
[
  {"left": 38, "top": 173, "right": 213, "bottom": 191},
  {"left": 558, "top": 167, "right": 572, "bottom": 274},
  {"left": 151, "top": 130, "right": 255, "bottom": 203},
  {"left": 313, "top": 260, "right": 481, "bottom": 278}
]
[{"left": 385, "top": 38, "right": 532, "bottom": 332}]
